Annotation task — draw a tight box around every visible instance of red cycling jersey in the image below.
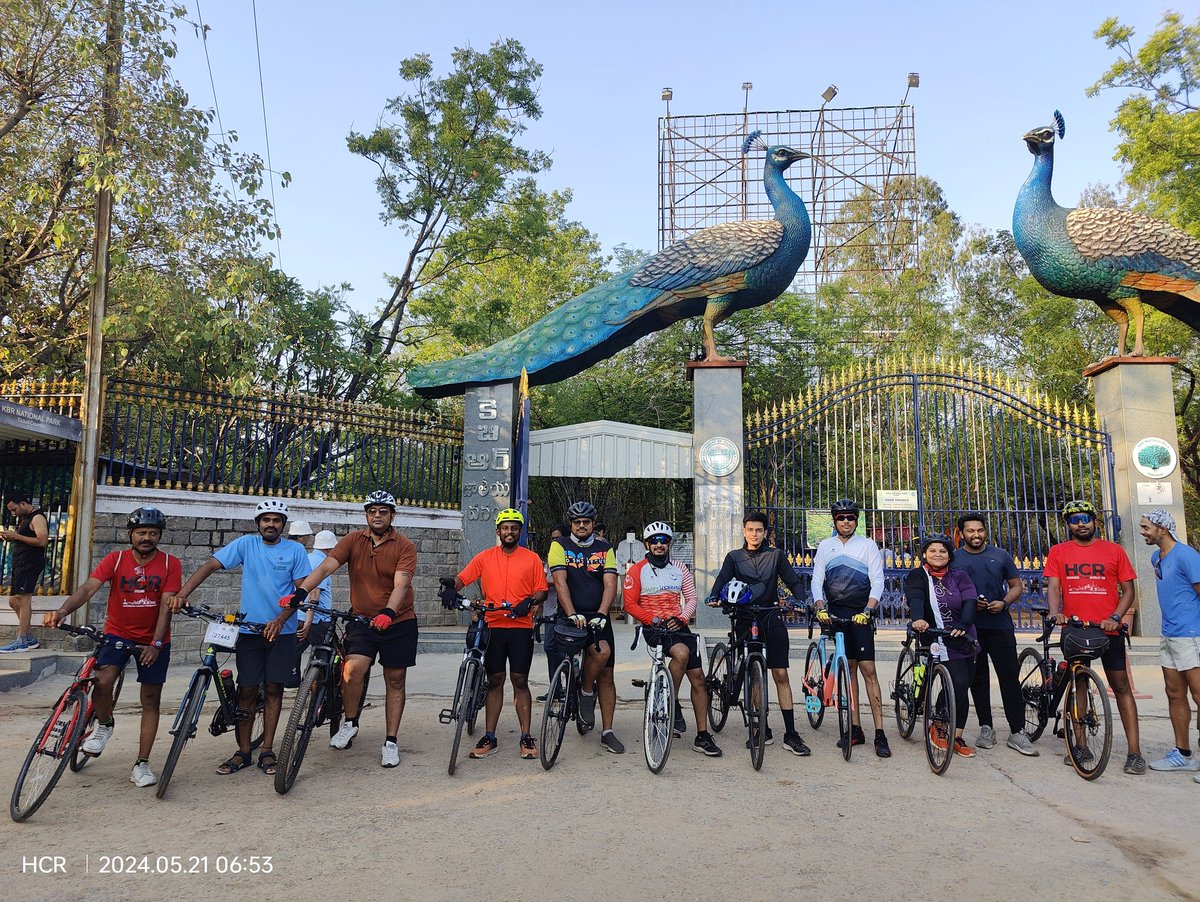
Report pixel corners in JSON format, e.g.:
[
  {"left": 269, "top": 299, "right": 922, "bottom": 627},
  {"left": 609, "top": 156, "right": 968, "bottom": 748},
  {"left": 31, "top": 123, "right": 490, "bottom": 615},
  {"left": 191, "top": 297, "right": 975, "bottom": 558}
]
[
  {"left": 91, "top": 549, "right": 181, "bottom": 644},
  {"left": 623, "top": 558, "right": 696, "bottom": 625}
]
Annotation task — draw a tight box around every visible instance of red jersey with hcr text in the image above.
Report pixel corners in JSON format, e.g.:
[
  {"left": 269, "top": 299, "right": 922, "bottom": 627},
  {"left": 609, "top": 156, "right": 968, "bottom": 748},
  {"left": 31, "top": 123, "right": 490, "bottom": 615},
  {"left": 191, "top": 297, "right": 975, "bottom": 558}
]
[
  {"left": 1043, "top": 539, "right": 1135, "bottom": 623},
  {"left": 91, "top": 549, "right": 182, "bottom": 644}
]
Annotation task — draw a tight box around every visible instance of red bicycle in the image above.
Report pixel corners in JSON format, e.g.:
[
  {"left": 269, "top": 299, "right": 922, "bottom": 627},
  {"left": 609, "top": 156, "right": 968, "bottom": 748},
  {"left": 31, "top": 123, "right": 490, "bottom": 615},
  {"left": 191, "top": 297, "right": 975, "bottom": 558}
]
[{"left": 10, "top": 624, "right": 138, "bottom": 822}]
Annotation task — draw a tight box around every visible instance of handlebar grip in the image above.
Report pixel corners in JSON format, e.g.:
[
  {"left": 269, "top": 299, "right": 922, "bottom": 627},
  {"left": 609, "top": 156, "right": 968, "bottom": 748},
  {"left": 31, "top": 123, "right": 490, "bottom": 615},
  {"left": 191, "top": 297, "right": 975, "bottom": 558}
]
[{"left": 630, "top": 625, "right": 642, "bottom": 651}]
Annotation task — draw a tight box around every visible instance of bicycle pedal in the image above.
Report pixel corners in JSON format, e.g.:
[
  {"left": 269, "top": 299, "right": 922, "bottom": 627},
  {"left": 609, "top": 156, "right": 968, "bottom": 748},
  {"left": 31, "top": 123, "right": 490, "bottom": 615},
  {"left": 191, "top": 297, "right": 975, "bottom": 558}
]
[
  {"left": 631, "top": 679, "right": 646, "bottom": 688},
  {"left": 438, "top": 709, "right": 454, "bottom": 724},
  {"left": 804, "top": 696, "right": 822, "bottom": 715}
]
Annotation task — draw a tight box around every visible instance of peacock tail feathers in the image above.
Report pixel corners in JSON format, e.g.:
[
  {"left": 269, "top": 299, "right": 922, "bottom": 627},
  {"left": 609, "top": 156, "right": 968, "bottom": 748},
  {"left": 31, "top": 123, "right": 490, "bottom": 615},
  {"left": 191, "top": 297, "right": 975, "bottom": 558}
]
[{"left": 1065, "top": 207, "right": 1200, "bottom": 273}]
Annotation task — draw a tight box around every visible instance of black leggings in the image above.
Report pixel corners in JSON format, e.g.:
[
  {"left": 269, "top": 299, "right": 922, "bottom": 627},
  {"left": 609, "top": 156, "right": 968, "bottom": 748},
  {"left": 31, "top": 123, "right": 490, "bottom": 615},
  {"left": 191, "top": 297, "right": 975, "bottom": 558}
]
[
  {"left": 970, "top": 629, "right": 1025, "bottom": 735},
  {"left": 927, "top": 656, "right": 975, "bottom": 731}
]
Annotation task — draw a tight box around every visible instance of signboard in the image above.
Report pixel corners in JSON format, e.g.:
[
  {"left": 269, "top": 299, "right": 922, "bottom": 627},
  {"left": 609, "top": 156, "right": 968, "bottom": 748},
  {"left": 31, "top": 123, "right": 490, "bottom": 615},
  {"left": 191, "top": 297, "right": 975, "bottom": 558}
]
[
  {"left": 1132, "top": 437, "right": 1177, "bottom": 479},
  {"left": 1136, "top": 481, "right": 1174, "bottom": 505},
  {"left": 698, "top": 437, "right": 740, "bottom": 477},
  {"left": 875, "top": 489, "right": 918, "bottom": 511},
  {"left": 461, "top": 384, "right": 516, "bottom": 563}
]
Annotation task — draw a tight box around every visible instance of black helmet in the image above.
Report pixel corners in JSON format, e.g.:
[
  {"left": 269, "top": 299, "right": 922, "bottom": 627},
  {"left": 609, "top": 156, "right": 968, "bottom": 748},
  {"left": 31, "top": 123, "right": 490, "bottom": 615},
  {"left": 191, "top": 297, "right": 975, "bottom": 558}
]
[
  {"left": 127, "top": 507, "right": 167, "bottom": 530},
  {"left": 830, "top": 498, "right": 859, "bottom": 515},
  {"left": 566, "top": 501, "right": 597, "bottom": 520},
  {"left": 920, "top": 533, "right": 955, "bottom": 562}
]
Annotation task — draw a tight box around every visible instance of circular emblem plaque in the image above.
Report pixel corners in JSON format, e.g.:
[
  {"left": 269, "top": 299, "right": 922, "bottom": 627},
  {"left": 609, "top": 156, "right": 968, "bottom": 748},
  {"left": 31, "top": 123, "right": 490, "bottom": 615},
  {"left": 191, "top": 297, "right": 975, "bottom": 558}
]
[
  {"left": 699, "top": 437, "right": 740, "bottom": 477},
  {"left": 1132, "top": 437, "right": 1177, "bottom": 479}
]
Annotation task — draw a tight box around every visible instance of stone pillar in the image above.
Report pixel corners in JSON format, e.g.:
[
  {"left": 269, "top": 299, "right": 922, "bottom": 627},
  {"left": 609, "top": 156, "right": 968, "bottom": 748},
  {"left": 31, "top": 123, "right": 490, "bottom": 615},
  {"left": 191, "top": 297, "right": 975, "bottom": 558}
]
[
  {"left": 1086, "top": 357, "right": 1185, "bottom": 637},
  {"left": 460, "top": 383, "right": 517, "bottom": 569},
  {"left": 689, "top": 362, "right": 746, "bottom": 628}
]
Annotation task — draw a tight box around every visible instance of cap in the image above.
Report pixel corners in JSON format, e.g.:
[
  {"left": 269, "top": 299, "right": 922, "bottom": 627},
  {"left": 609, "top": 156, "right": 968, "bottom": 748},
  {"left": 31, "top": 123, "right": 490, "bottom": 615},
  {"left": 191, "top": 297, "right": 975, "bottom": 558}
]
[
  {"left": 313, "top": 530, "right": 338, "bottom": 550},
  {"left": 288, "top": 520, "right": 313, "bottom": 537}
]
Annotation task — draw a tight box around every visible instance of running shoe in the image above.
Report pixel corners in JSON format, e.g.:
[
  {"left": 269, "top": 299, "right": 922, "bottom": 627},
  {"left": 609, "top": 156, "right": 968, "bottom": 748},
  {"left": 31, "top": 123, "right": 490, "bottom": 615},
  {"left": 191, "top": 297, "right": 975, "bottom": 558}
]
[
  {"left": 976, "top": 725, "right": 997, "bottom": 749},
  {"left": 1149, "top": 748, "right": 1200, "bottom": 772},
  {"left": 783, "top": 732, "right": 811, "bottom": 757},
  {"left": 600, "top": 731, "right": 625, "bottom": 754},
  {"left": 469, "top": 736, "right": 498, "bottom": 759},
  {"left": 381, "top": 740, "right": 401, "bottom": 768},
  {"left": 330, "top": 722, "right": 358, "bottom": 749},
  {"left": 953, "top": 736, "right": 976, "bottom": 758},
  {"left": 1123, "top": 753, "right": 1147, "bottom": 775},
  {"left": 1006, "top": 731, "right": 1039, "bottom": 756},
  {"left": 837, "top": 724, "right": 866, "bottom": 750},
  {"left": 82, "top": 720, "right": 115, "bottom": 756},
  {"left": 673, "top": 705, "right": 687, "bottom": 737},
  {"left": 874, "top": 731, "right": 892, "bottom": 758},
  {"left": 520, "top": 735, "right": 537, "bottom": 759},
  {"left": 928, "top": 724, "right": 949, "bottom": 752},
  {"left": 693, "top": 732, "right": 722, "bottom": 757},
  {"left": 578, "top": 691, "right": 597, "bottom": 729},
  {"left": 130, "top": 761, "right": 157, "bottom": 787}
]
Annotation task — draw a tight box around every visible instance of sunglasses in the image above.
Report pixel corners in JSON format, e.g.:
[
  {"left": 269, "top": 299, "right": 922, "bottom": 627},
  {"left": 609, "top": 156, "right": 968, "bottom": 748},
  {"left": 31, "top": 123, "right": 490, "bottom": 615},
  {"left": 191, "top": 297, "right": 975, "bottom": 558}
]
[
  {"left": 1067, "top": 514, "right": 1094, "bottom": 525},
  {"left": 571, "top": 518, "right": 593, "bottom": 525},
  {"left": 834, "top": 514, "right": 858, "bottom": 522},
  {"left": 647, "top": 535, "right": 671, "bottom": 545}
]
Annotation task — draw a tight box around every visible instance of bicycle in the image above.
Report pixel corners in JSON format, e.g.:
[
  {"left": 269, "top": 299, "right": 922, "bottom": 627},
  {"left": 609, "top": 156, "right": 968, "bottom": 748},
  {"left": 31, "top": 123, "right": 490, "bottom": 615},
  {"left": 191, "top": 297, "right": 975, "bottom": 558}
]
[
  {"left": 10, "top": 624, "right": 139, "bottom": 822},
  {"left": 537, "top": 615, "right": 602, "bottom": 770},
  {"left": 629, "top": 621, "right": 691, "bottom": 774},
  {"left": 705, "top": 600, "right": 801, "bottom": 771},
  {"left": 891, "top": 626, "right": 961, "bottom": 775},
  {"left": 800, "top": 608, "right": 859, "bottom": 761},
  {"left": 274, "top": 603, "right": 372, "bottom": 794},
  {"left": 1017, "top": 608, "right": 1123, "bottom": 780},
  {"left": 155, "top": 605, "right": 267, "bottom": 800},
  {"left": 439, "top": 596, "right": 516, "bottom": 776}
]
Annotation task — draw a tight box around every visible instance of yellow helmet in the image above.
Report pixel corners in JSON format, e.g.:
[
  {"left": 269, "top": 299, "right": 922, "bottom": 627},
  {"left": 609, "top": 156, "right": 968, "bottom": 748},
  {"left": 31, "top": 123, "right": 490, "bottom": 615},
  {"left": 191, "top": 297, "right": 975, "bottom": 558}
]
[{"left": 495, "top": 508, "right": 524, "bottom": 527}]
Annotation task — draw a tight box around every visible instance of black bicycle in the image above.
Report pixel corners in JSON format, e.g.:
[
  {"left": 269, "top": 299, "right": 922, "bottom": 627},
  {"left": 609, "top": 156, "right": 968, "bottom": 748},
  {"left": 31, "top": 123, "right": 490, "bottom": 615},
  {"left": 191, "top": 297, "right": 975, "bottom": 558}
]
[
  {"left": 274, "top": 603, "right": 372, "bottom": 794},
  {"left": 156, "top": 605, "right": 266, "bottom": 800},
  {"left": 537, "top": 615, "right": 602, "bottom": 770},
  {"left": 892, "top": 626, "right": 961, "bottom": 776}
]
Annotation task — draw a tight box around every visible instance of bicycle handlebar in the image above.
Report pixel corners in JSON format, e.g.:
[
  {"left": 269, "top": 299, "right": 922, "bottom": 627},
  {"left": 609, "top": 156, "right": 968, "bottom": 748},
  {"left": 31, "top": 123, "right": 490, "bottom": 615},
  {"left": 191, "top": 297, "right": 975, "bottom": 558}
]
[
  {"left": 291, "top": 602, "right": 372, "bottom": 626},
  {"left": 56, "top": 623, "right": 141, "bottom": 651},
  {"left": 179, "top": 604, "right": 267, "bottom": 634},
  {"left": 1030, "top": 608, "right": 1131, "bottom": 646},
  {"left": 629, "top": 621, "right": 692, "bottom": 651}
]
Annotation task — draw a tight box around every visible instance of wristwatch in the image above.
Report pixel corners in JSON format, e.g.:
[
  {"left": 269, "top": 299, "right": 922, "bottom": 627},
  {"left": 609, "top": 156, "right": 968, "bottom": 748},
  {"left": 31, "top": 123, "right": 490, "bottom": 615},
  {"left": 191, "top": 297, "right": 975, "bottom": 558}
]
[{"left": 152, "top": 640, "right": 165, "bottom": 649}]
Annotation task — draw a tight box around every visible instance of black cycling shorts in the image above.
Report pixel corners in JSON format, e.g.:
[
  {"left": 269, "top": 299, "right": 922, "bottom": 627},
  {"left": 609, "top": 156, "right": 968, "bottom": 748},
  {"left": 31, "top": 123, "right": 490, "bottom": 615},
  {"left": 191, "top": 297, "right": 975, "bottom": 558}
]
[
  {"left": 840, "top": 620, "right": 876, "bottom": 662},
  {"left": 645, "top": 627, "right": 701, "bottom": 671},
  {"left": 235, "top": 633, "right": 299, "bottom": 688},
  {"left": 564, "top": 614, "right": 616, "bottom": 670},
  {"left": 485, "top": 626, "right": 535, "bottom": 675},
  {"left": 344, "top": 617, "right": 418, "bottom": 669},
  {"left": 733, "top": 614, "right": 790, "bottom": 669}
]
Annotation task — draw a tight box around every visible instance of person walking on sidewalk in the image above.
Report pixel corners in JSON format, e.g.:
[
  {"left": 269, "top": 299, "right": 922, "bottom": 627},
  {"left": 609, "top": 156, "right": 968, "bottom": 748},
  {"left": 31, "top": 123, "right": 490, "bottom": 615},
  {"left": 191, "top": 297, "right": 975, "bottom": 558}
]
[{"left": 2, "top": 495, "right": 49, "bottom": 652}]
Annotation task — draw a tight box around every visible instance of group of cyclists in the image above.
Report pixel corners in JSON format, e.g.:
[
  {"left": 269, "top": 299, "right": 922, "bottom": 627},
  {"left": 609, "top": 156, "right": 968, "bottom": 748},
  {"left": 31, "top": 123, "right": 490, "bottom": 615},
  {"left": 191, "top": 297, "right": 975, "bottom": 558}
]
[{"left": 25, "top": 488, "right": 1200, "bottom": 788}]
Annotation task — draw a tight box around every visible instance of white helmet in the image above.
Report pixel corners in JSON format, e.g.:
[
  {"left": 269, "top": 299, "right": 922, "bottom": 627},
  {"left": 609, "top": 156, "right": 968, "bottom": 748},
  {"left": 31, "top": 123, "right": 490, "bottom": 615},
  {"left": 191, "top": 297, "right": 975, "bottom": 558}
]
[
  {"left": 722, "top": 578, "right": 751, "bottom": 604},
  {"left": 642, "top": 521, "right": 674, "bottom": 541},
  {"left": 254, "top": 498, "right": 289, "bottom": 521}
]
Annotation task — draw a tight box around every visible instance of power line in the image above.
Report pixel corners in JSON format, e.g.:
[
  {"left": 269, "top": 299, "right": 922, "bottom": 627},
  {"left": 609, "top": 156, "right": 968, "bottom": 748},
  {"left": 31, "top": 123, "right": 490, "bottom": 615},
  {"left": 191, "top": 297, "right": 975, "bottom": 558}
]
[
  {"left": 251, "top": 0, "right": 283, "bottom": 268},
  {"left": 192, "top": 1, "right": 238, "bottom": 197}
]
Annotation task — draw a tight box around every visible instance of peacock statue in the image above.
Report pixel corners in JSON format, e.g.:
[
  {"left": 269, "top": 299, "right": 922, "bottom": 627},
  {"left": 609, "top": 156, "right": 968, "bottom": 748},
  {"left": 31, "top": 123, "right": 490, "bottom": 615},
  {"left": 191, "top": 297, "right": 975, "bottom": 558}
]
[
  {"left": 409, "top": 132, "right": 811, "bottom": 397},
  {"left": 1013, "top": 110, "right": 1200, "bottom": 356}
]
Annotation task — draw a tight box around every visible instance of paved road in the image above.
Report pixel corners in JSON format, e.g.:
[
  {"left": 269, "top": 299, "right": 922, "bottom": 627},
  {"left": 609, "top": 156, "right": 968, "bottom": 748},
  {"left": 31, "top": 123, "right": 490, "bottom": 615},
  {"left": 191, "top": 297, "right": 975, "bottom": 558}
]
[{"left": 1, "top": 622, "right": 1198, "bottom": 901}]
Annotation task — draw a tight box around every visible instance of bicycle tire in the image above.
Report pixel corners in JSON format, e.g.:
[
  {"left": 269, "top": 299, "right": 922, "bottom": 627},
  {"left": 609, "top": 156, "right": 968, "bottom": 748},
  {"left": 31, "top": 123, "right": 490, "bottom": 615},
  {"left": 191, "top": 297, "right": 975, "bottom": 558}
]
[
  {"left": 836, "top": 656, "right": 853, "bottom": 761},
  {"left": 10, "top": 688, "right": 88, "bottom": 822},
  {"left": 1064, "top": 665, "right": 1113, "bottom": 780},
  {"left": 449, "top": 657, "right": 481, "bottom": 776},
  {"left": 923, "top": 662, "right": 955, "bottom": 776},
  {"left": 72, "top": 666, "right": 125, "bottom": 773},
  {"left": 248, "top": 686, "right": 267, "bottom": 753},
  {"left": 327, "top": 659, "right": 346, "bottom": 738},
  {"left": 275, "top": 664, "right": 326, "bottom": 794},
  {"left": 467, "top": 666, "right": 487, "bottom": 738},
  {"left": 747, "top": 656, "right": 768, "bottom": 771},
  {"left": 705, "top": 643, "right": 731, "bottom": 734},
  {"left": 892, "top": 645, "right": 917, "bottom": 740},
  {"left": 156, "top": 673, "right": 207, "bottom": 800},
  {"left": 643, "top": 665, "right": 674, "bottom": 774},
  {"left": 803, "top": 641, "right": 826, "bottom": 730},
  {"left": 540, "top": 659, "right": 571, "bottom": 770},
  {"left": 1017, "top": 647, "right": 1050, "bottom": 741}
]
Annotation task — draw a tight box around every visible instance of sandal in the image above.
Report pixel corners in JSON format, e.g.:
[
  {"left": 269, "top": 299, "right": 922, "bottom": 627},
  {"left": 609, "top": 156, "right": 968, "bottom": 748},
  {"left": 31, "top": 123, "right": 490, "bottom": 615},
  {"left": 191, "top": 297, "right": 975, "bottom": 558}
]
[
  {"left": 257, "top": 751, "right": 277, "bottom": 775},
  {"left": 216, "top": 750, "right": 253, "bottom": 775}
]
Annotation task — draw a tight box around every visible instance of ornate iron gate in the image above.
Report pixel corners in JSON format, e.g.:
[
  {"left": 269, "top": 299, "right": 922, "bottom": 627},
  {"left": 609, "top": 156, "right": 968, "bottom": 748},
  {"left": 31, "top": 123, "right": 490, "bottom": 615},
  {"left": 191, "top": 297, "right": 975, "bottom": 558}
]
[{"left": 744, "top": 358, "right": 1116, "bottom": 627}]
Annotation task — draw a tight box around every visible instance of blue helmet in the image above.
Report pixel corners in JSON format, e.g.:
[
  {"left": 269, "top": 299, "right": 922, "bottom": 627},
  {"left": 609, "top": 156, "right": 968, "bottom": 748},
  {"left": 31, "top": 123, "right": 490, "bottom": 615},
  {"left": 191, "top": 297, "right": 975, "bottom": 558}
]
[{"left": 722, "top": 578, "right": 752, "bottom": 605}]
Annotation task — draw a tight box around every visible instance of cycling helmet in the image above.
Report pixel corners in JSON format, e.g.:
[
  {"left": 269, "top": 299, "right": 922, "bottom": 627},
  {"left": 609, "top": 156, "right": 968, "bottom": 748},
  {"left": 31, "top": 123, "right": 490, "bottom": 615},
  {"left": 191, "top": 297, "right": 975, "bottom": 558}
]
[
  {"left": 722, "top": 578, "right": 752, "bottom": 605},
  {"left": 566, "top": 501, "right": 597, "bottom": 520},
  {"left": 1061, "top": 499, "right": 1098, "bottom": 520},
  {"left": 363, "top": 490, "right": 397, "bottom": 511},
  {"left": 127, "top": 507, "right": 167, "bottom": 530},
  {"left": 830, "top": 498, "right": 860, "bottom": 515},
  {"left": 642, "top": 521, "right": 673, "bottom": 541},
  {"left": 495, "top": 508, "right": 525, "bottom": 526},
  {"left": 919, "top": 533, "right": 955, "bottom": 562},
  {"left": 254, "top": 498, "right": 289, "bottom": 521}
]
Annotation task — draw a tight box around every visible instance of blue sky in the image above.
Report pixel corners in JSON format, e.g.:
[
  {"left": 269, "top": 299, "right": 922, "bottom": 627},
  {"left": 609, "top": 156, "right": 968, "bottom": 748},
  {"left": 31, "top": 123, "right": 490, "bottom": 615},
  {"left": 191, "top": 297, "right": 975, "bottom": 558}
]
[{"left": 170, "top": 1, "right": 1175, "bottom": 311}]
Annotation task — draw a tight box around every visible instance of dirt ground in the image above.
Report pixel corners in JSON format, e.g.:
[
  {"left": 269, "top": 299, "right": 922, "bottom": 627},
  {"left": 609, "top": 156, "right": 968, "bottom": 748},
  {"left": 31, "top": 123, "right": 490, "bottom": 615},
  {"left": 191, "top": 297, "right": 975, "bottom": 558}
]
[{"left": 2, "top": 625, "right": 1199, "bottom": 902}]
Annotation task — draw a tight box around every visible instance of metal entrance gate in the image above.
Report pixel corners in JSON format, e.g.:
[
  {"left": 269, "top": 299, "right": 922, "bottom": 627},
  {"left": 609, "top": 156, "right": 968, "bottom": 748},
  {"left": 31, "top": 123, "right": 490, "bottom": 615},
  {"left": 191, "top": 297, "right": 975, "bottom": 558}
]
[{"left": 744, "top": 358, "right": 1116, "bottom": 627}]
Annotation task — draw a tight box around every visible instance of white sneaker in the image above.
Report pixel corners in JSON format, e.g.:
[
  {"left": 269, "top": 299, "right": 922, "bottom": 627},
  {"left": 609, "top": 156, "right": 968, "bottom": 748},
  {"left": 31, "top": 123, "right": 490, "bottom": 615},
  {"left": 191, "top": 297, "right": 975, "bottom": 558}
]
[
  {"left": 82, "top": 720, "right": 114, "bottom": 756},
  {"left": 1149, "top": 748, "right": 1200, "bottom": 772},
  {"left": 130, "top": 761, "right": 157, "bottom": 787},
  {"left": 381, "top": 741, "right": 400, "bottom": 768},
  {"left": 330, "top": 722, "right": 358, "bottom": 749},
  {"left": 1006, "top": 731, "right": 1040, "bottom": 757},
  {"left": 976, "top": 725, "right": 997, "bottom": 749}
]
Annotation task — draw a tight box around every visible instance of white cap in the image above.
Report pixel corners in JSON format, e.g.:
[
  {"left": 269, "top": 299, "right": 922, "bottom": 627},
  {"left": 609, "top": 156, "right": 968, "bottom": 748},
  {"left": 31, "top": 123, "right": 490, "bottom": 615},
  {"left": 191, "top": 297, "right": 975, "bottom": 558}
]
[
  {"left": 313, "top": 530, "right": 338, "bottom": 550},
  {"left": 288, "top": 520, "right": 313, "bottom": 537}
]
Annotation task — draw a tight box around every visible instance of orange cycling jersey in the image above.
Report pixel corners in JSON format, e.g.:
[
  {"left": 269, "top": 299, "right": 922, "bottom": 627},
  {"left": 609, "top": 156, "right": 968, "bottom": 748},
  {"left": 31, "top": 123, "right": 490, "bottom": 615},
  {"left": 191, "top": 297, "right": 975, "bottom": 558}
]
[
  {"left": 457, "top": 545, "right": 546, "bottom": 628},
  {"left": 623, "top": 558, "right": 697, "bottom": 625}
]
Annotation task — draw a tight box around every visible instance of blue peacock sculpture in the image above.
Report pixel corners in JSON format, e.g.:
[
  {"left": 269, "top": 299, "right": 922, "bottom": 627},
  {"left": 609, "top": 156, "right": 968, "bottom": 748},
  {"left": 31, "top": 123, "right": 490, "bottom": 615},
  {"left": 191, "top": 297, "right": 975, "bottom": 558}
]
[
  {"left": 409, "top": 133, "right": 811, "bottom": 397},
  {"left": 1013, "top": 110, "right": 1200, "bottom": 356}
]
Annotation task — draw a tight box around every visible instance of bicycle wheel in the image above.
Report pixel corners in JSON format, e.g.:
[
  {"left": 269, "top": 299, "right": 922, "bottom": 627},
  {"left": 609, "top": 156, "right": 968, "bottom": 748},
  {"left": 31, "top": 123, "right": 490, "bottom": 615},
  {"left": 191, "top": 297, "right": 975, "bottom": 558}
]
[
  {"left": 156, "top": 674, "right": 207, "bottom": 800},
  {"left": 892, "top": 646, "right": 917, "bottom": 740},
  {"left": 705, "top": 643, "right": 731, "bottom": 734},
  {"left": 746, "top": 656, "right": 768, "bottom": 771},
  {"left": 803, "top": 642, "right": 826, "bottom": 730},
  {"left": 72, "top": 667, "right": 124, "bottom": 773},
  {"left": 1017, "top": 648, "right": 1050, "bottom": 741},
  {"left": 1064, "top": 665, "right": 1113, "bottom": 780},
  {"left": 467, "top": 666, "right": 487, "bottom": 738},
  {"left": 643, "top": 665, "right": 675, "bottom": 774},
  {"left": 275, "top": 664, "right": 326, "bottom": 794},
  {"left": 449, "top": 657, "right": 481, "bottom": 776},
  {"left": 922, "top": 663, "right": 955, "bottom": 776},
  {"left": 836, "top": 656, "right": 853, "bottom": 761},
  {"left": 540, "top": 660, "right": 571, "bottom": 770},
  {"left": 327, "top": 661, "right": 346, "bottom": 738},
  {"left": 248, "top": 686, "right": 267, "bottom": 753},
  {"left": 10, "top": 688, "right": 88, "bottom": 822}
]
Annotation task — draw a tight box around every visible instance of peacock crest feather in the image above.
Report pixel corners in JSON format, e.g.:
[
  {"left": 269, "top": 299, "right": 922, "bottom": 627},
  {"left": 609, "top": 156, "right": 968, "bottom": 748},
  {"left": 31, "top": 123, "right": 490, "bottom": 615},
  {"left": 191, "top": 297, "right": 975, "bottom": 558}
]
[
  {"left": 741, "top": 130, "right": 767, "bottom": 155},
  {"left": 1053, "top": 110, "right": 1065, "bottom": 139}
]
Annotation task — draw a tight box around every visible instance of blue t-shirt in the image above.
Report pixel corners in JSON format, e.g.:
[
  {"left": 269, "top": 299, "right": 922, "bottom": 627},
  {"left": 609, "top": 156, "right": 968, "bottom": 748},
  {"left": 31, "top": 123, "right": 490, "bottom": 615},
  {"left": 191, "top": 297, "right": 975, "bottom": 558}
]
[
  {"left": 306, "top": 549, "right": 333, "bottom": 624},
  {"left": 1151, "top": 542, "right": 1200, "bottom": 638},
  {"left": 213, "top": 535, "right": 311, "bottom": 634},
  {"left": 954, "top": 544, "right": 1020, "bottom": 632}
]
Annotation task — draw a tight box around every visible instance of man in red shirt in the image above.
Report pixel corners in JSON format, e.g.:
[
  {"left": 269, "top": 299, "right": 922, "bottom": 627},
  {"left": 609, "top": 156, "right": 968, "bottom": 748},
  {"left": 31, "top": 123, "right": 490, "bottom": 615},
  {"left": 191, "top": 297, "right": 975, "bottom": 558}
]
[
  {"left": 44, "top": 508, "right": 181, "bottom": 787},
  {"left": 442, "top": 509, "right": 547, "bottom": 760},
  {"left": 1044, "top": 498, "right": 1144, "bottom": 775}
]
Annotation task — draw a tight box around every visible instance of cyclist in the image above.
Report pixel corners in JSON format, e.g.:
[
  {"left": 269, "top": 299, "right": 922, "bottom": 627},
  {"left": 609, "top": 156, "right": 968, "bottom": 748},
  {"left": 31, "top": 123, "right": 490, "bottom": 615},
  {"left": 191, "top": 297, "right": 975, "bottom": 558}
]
[
  {"left": 43, "top": 507, "right": 180, "bottom": 787},
  {"left": 810, "top": 499, "right": 890, "bottom": 758},
  {"left": 547, "top": 501, "right": 623, "bottom": 754},
  {"left": 537, "top": 523, "right": 566, "bottom": 703},
  {"left": 904, "top": 533, "right": 980, "bottom": 758},
  {"left": 440, "top": 508, "right": 547, "bottom": 760},
  {"left": 289, "top": 491, "right": 419, "bottom": 769},
  {"left": 1, "top": 495, "right": 48, "bottom": 652},
  {"left": 1044, "top": 499, "right": 1144, "bottom": 775},
  {"left": 624, "top": 522, "right": 721, "bottom": 757},
  {"left": 709, "top": 510, "right": 811, "bottom": 757},
  {"left": 169, "top": 498, "right": 308, "bottom": 776}
]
